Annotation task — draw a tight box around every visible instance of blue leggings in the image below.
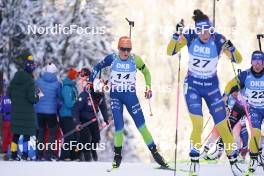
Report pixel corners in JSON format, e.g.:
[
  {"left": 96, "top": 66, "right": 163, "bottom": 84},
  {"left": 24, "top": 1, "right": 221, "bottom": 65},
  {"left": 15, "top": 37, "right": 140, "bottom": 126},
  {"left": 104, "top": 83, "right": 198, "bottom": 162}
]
[
  {"left": 184, "top": 75, "right": 226, "bottom": 124},
  {"left": 249, "top": 107, "right": 264, "bottom": 129}
]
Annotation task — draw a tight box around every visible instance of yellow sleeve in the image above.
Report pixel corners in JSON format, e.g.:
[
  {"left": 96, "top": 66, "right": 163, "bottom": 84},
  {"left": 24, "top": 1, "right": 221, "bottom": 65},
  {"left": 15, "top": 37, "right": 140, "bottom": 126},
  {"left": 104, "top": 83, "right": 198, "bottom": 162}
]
[
  {"left": 223, "top": 48, "right": 243, "bottom": 64},
  {"left": 134, "top": 55, "right": 151, "bottom": 89},
  {"left": 167, "top": 35, "right": 187, "bottom": 56},
  {"left": 224, "top": 77, "right": 240, "bottom": 95}
]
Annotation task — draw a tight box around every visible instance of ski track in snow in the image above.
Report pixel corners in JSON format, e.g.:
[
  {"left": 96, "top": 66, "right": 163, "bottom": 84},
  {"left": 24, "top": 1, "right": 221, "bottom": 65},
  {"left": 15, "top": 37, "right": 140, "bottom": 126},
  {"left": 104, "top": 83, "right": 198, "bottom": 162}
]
[{"left": 0, "top": 161, "right": 263, "bottom": 176}]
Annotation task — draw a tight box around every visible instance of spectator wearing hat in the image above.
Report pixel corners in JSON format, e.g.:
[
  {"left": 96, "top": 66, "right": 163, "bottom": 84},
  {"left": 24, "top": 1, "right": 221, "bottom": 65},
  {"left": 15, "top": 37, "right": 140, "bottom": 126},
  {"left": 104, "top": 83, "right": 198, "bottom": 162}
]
[
  {"left": 59, "top": 68, "right": 79, "bottom": 161},
  {"left": 7, "top": 54, "right": 39, "bottom": 160},
  {"left": 35, "top": 63, "right": 62, "bottom": 161}
]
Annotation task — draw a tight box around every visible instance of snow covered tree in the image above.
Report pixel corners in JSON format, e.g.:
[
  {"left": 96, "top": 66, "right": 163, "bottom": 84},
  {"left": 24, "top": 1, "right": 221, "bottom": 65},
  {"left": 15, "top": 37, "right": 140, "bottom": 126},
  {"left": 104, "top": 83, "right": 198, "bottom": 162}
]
[{"left": 0, "top": 0, "right": 139, "bottom": 162}]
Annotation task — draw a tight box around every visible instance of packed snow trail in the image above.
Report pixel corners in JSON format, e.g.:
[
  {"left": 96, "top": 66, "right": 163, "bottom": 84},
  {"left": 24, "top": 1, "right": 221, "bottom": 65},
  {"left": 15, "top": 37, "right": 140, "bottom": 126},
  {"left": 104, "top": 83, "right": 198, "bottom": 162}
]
[{"left": 0, "top": 161, "right": 263, "bottom": 176}]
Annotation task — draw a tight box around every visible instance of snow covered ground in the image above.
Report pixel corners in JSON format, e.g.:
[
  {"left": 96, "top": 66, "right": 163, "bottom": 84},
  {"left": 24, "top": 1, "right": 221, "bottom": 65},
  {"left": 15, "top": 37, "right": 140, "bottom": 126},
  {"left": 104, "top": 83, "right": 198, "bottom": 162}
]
[{"left": 0, "top": 161, "right": 263, "bottom": 176}]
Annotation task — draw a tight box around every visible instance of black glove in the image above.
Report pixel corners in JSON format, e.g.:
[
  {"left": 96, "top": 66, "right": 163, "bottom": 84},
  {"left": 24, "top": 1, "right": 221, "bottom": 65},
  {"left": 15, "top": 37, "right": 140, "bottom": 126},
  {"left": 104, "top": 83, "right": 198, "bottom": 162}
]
[
  {"left": 223, "top": 40, "right": 235, "bottom": 52},
  {"left": 176, "top": 19, "right": 184, "bottom": 33},
  {"left": 105, "top": 120, "right": 109, "bottom": 125}
]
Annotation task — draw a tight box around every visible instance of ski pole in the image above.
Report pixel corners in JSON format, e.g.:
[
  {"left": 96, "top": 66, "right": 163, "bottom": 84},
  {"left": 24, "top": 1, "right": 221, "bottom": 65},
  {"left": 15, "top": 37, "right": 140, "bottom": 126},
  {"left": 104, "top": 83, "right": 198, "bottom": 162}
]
[
  {"left": 148, "top": 99, "right": 153, "bottom": 116},
  {"left": 88, "top": 92, "right": 97, "bottom": 115},
  {"left": 201, "top": 127, "right": 216, "bottom": 146},
  {"left": 230, "top": 61, "right": 264, "bottom": 171},
  {"left": 125, "top": 18, "right": 154, "bottom": 117},
  {"left": 62, "top": 118, "right": 97, "bottom": 139},
  {"left": 125, "top": 18, "right": 134, "bottom": 39},
  {"left": 87, "top": 91, "right": 104, "bottom": 129},
  {"left": 202, "top": 116, "right": 212, "bottom": 132},
  {"left": 174, "top": 51, "right": 181, "bottom": 176},
  {"left": 174, "top": 19, "right": 184, "bottom": 176},
  {"left": 257, "top": 34, "right": 264, "bottom": 51}
]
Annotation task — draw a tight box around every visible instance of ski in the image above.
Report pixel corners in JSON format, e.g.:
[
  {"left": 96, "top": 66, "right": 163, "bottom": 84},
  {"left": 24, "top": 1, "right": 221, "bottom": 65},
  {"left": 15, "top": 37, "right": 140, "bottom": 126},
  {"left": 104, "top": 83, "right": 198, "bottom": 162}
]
[
  {"left": 200, "top": 159, "right": 219, "bottom": 164},
  {"left": 154, "top": 166, "right": 190, "bottom": 174},
  {"left": 106, "top": 167, "right": 118, "bottom": 172},
  {"left": 155, "top": 165, "right": 175, "bottom": 171},
  {"left": 244, "top": 171, "right": 254, "bottom": 176},
  {"left": 168, "top": 159, "right": 220, "bottom": 165}
]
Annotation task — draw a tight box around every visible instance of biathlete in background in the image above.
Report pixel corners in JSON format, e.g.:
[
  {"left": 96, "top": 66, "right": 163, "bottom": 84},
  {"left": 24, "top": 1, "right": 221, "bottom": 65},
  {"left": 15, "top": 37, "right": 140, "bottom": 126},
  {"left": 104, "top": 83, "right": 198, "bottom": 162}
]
[{"left": 224, "top": 50, "right": 264, "bottom": 174}]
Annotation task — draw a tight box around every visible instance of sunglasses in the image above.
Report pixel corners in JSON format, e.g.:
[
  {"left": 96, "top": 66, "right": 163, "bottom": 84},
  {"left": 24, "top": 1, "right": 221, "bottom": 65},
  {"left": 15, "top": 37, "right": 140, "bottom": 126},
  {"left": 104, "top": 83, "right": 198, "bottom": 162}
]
[
  {"left": 119, "top": 47, "right": 132, "bottom": 52},
  {"left": 252, "top": 59, "right": 263, "bottom": 66}
]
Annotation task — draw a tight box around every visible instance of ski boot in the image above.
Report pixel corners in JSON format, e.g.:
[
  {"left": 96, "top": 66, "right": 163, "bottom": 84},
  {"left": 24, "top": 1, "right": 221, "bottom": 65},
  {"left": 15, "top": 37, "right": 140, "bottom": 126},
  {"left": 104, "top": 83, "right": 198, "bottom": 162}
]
[
  {"left": 92, "top": 150, "right": 98, "bottom": 161},
  {"left": 37, "top": 152, "right": 45, "bottom": 161},
  {"left": 258, "top": 148, "right": 264, "bottom": 166},
  {"left": 189, "top": 150, "right": 200, "bottom": 176},
  {"left": 9, "top": 152, "right": 20, "bottom": 161},
  {"left": 207, "top": 139, "right": 224, "bottom": 160},
  {"left": 21, "top": 152, "right": 31, "bottom": 161},
  {"left": 238, "top": 148, "right": 248, "bottom": 164},
  {"left": 46, "top": 153, "right": 59, "bottom": 161},
  {"left": 149, "top": 146, "right": 169, "bottom": 168},
  {"left": 228, "top": 151, "right": 244, "bottom": 176},
  {"left": 248, "top": 152, "right": 258, "bottom": 173},
  {"left": 83, "top": 151, "right": 92, "bottom": 162},
  {"left": 207, "top": 147, "right": 223, "bottom": 160},
  {"left": 199, "top": 146, "right": 209, "bottom": 160},
  {"left": 112, "top": 147, "right": 122, "bottom": 168},
  {"left": 2, "top": 153, "right": 9, "bottom": 161}
]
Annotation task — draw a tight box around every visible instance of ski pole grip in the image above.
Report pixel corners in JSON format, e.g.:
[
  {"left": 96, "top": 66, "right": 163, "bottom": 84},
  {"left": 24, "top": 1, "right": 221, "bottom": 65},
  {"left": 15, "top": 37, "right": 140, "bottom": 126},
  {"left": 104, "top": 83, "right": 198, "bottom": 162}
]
[
  {"left": 125, "top": 18, "right": 134, "bottom": 27},
  {"left": 257, "top": 34, "right": 264, "bottom": 39}
]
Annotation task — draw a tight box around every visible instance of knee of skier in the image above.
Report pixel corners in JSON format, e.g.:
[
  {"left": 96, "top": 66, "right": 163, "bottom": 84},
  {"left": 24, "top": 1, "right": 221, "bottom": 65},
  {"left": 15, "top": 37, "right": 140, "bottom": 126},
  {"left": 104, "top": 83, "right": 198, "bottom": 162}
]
[
  {"left": 114, "top": 120, "right": 124, "bottom": 132},
  {"left": 134, "top": 116, "right": 145, "bottom": 129},
  {"left": 130, "top": 103, "right": 143, "bottom": 116},
  {"left": 209, "top": 106, "right": 226, "bottom": 125},
  {"left": 251, "top": 115, "right": 262, "bottom": 130},
  {"left": 188, "top": 104, "right": 203, "bottom": 117}
]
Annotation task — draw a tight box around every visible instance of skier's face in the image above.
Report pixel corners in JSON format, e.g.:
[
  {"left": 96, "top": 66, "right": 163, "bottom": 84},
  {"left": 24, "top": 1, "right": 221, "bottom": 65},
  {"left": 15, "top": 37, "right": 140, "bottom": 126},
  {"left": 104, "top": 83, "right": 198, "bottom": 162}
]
[
  {"left": 79, "top": 71, "right": 85, "bottom": 77},
  {"left": 252, "top": 59, "right": 263, "bottom": 73},
  {"left": 198, "top": 30, "right": 211, "bottom": 43},
  {"left": 119, "top": 47, "right": 132, "bottom": 60},
  {"left": 231, "top": 91, "right": 238, "bottom": 99}
]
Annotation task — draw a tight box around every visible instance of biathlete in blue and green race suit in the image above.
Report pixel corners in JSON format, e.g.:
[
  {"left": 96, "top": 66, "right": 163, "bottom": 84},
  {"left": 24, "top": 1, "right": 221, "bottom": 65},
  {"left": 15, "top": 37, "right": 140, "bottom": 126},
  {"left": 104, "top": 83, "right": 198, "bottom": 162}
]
[
  {"left": 87, "top": 36, "right": 168, "bottom": 169},
  {"left": 167, "top": 9, "right": 244, "bottom": 176}
]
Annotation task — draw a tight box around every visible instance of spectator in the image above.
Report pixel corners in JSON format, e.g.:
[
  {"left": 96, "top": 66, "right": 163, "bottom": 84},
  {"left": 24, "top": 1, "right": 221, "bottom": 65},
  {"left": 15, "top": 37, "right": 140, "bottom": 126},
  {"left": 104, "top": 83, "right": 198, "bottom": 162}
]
[
  {"left": 35, "top": 62, "right": 62, "bottom": 161},
  {"left": 7, "top": 54, "right": 39, "bottom": 161},
  {"left": 73, "top": 68, "right": 110, "bottom": 161},
  {"left": 59, "top": 68, "right": 79, "bottom": 161}
]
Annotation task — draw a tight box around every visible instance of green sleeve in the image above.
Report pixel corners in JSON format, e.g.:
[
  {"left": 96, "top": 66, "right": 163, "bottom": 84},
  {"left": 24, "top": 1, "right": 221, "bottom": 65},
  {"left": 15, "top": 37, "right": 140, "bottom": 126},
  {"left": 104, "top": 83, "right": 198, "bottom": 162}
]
[{"left": 134, "top": 55, "right": 151, "bottom": 89}]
